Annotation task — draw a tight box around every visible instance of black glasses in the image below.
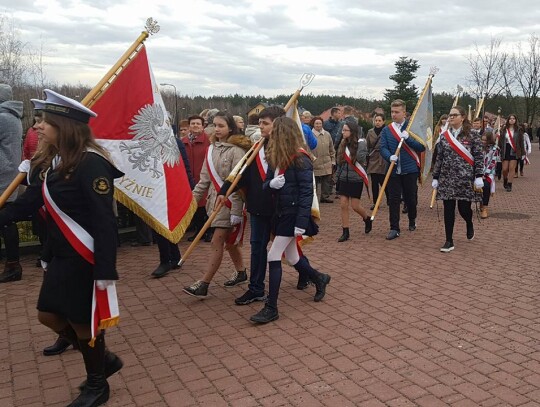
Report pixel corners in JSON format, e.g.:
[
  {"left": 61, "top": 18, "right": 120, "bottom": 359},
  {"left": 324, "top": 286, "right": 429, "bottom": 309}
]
[{"left": 448, "top": 113, "right": 461, "bottom": 118}]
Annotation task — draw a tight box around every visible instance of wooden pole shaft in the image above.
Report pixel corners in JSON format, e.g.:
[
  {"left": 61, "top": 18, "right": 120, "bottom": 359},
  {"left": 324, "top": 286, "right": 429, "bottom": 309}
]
[
  {"left": 0, "top": 173, "right": 27, "bottom": 210},
  {"left": 430, "top": 188, "right": 437, "bottom": 208},
  {"left": 370, "top": 139, "right": 404, "bottom": 221}
]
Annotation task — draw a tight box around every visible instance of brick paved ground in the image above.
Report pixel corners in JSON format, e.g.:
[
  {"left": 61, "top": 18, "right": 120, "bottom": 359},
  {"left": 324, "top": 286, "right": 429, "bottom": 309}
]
[{"left": 1, "top": 146, "right": 539, "bottom": 407}]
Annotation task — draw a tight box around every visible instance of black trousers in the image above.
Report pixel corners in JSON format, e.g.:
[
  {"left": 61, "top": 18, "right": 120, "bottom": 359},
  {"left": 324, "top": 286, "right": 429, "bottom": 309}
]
[
  {"left": 482, "top": 180, "right": 491, "bottom": 206},
  {"left": 388, "top": 173, "right": 418, "bottom": 231},
  {"left": 443, "top": 200, "right": 472, "bottom": 242},
  {"left": 370, "top": 173, "right": 389, "bottom": 205},
  {"left": 153, "top": 232, "right": 181, "bottom": 264}
]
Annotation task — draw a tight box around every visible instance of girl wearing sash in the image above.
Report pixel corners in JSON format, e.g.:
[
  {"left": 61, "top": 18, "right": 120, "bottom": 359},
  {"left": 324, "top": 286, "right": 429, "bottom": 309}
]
[
  {"left": 335, "top": 121, "right": 372, "bottom": 242},
  {"left": 250, "top": 117, "right": 330, "bottom": 324},
  {"left": 480, "top": 131, "right": 500, "bottom": 219},
  {"left": 432, "top": 106, "right": 484, "bottom": 253},
  {"left": 183, "top": 112, "right": 250, "bottom": 297},
  {"left": 0, "top": 90, "right": 123, "bottom": 407},
  {"left": 497, "top": 114, "right": 525, "bottom": 192}
]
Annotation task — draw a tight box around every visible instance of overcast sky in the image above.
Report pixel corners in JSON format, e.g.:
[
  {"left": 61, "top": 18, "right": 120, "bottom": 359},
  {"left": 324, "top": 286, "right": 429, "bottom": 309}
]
[{"left": 2, "top": 0, "right": 540, "bottom": 99}]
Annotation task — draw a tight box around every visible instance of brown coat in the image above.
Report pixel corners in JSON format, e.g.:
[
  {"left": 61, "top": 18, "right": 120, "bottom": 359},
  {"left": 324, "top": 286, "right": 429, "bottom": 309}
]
[
  {"left": 498, "top": 126, "right": 525, "bottom": 159},
  {"left": 312, "top": 129, "right": 335, "bottom": 176},
  {"left": 192, "top": 135, "right": 251, "bottom": 228},
  {"left": 366, "top": 128, "right": 386, "bottom": 175}
]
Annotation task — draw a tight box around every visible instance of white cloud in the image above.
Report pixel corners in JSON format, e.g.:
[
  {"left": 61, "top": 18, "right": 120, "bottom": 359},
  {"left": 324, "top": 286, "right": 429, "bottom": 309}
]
[{"left": 2, "top": 0, "right": 540, "bottom": 99}]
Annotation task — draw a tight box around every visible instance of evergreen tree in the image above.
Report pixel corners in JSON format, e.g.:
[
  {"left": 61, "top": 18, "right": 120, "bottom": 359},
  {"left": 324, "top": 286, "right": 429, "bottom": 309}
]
[{"left": 384, "top": 57, "right": 420, "bottom": 112}]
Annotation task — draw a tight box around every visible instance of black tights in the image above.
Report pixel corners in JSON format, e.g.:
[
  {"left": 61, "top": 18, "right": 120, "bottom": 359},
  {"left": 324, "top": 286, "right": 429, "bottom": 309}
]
[
  {"left": 38, "top": 311, "right": 91, "bottom": 339},
  {"left": 443, "top": 200, "right": 472, "bottom": 242}
]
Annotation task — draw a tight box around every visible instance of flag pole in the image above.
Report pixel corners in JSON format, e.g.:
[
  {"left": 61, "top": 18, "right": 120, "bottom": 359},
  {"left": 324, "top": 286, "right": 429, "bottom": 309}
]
[
  {"left": 429, "top": 84, "right": 463, "bottom": 208},
  {"left": 82, "top": 18, "right": 160, "bottom": 108},
  {"left": 178, "top": 73, "right": 315, "bottom": 267},
  {"left": 0, "top": 19, "right": 160, "bottom": 209},
  {"left": 371, "top": 71, "right": 436, "bottom": 221}
]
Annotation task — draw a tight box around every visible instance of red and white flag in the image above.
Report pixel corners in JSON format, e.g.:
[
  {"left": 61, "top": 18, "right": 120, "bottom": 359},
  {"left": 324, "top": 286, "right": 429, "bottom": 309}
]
[{"left": 89, "top": 45, "right": 196, "bottom": 242}]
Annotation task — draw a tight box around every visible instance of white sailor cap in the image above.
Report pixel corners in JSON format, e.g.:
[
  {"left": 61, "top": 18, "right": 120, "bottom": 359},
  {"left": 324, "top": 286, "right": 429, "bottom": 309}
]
[{"left": 32, "top": 89, "right": 97, "bottom": 123}]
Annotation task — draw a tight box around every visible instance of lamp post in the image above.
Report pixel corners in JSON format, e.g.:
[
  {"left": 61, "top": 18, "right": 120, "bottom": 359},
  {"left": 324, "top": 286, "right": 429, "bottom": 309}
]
[{"left": 160, "top": 83, "right": 178, "bottom": 127}]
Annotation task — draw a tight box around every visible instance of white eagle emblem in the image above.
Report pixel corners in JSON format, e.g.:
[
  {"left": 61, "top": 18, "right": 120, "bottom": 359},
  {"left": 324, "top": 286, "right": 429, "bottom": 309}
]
[{"left": 119, "top": 103, "right": 179, "bottom": 178}]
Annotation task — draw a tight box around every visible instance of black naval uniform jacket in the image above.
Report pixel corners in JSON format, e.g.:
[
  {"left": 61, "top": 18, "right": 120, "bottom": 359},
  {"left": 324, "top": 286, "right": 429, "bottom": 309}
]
[{"left": 0, "top": 152, "right": 123, "bottom": 280}]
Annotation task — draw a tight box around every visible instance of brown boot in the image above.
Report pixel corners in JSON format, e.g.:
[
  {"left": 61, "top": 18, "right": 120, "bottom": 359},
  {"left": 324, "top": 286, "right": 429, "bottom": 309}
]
[{"left": 481, "top": 207, "right": 489, "bottom": 219}]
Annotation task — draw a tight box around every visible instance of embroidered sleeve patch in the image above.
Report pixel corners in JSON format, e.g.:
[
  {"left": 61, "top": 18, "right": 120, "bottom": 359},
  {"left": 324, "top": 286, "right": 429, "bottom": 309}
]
[{"left": 93, "top": 177, "right": 111, "bottom": 194}]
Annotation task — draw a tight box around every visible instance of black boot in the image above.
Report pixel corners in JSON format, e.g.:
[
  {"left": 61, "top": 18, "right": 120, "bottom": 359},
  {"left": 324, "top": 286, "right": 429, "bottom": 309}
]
[
  {"left": 294, "top": 257, "right": 310, "bottom": 290},
  {"left": 337, "top": 227, "right": 349, "bottom": 242},
  {"left": 43, "top": 336, "right": 71, "bottom": 356},
  {"left": 68, "top": 334, "right": 109, "bottom": 407},
  {"left": 294, "top": 257, "right": 331, "bottom": 302},
  {"left": 363, "top": 217, "right": 372, "bottom": 234},
  {"left": 503, "top": 178, "right": 508, "bottom": 190},
  {"left": 79, "top": 350, "right": 123, "bottom": 390},
  {"left": 0, "top": 261, "right": 22, "bottom": 283},
  {"left": 506, "top": 182, "right": 512, "bottom": 192}
]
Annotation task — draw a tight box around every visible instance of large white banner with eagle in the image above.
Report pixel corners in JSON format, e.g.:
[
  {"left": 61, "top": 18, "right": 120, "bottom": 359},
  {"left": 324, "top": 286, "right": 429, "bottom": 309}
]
[{"left": 88, "top": 45, "right": 196, "bottom": 242}]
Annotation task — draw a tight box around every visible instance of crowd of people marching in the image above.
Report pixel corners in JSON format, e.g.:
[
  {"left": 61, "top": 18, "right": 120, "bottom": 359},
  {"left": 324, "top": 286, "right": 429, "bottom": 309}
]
[{"left": 0, "top": 84, "right": 536, "bottom": 407}]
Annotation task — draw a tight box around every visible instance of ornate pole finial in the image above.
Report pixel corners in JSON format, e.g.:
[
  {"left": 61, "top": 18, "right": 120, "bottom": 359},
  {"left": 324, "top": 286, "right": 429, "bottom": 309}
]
[
  {"left": 145, "top": 18, "right": 160, "bottom": 35},
  {"left": 300, "top": 73, "right": 315, "bottom": 90},
  {"left": 429, "top": 66, "right": 439, "bottom": 77},
  {"left": 457, "top": 84, "right": 463, "bottom": 94}
]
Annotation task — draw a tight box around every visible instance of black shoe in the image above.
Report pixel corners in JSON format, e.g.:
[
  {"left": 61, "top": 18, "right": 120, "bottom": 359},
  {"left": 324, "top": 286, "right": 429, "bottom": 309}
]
[
  {"left": 35, "top": 258, "right": 42, "bottom": 268},
  {"left": 79, "top": 351, "right": 123, "bottom": 391},
  {"left": 506, "top": 183, "right": 512, "bottom": 192},
  {"left": 408, "top": 221, "right": 416, "bottom": 231},
  {"left": 151, "top": 263, "right": 174, "bottom": 278},
  {"left": 187, "top": 232, "right": 198, "bottom": 242},
  {"left": 203, "top": 229, "right": 214, "bottom": 242},
  {"left": 337, "top": 227, "right": 350, "bottom": 242},
  {"left": 0, "top": 262, "right": 22, "bottom": 283},
  {"left": 370, "top": 204, "right": 375, "bottom": 210},
  {"left": 130, "top": 241, "right": 151, "bottom": 247},
  {"left": 183, "top": 281, "right": 209, "bottom": 298},
  {"left": 235, "top": 290, "right": 266, "bottom": 305},
  {"left": 363, "top": 217, "right": 372, "bottom": 234},
  {"left": 250, "top": 304, "right": 279, "bottom": 324},
  {"left": 296, "top": 274, "right": 310, "bottom": 290},
  {"left": 312, "top": 273, "right": 331, "bottom": 302},
  {"left": 224, "top": 270, "right": 248, "bottom": 287},
  {"left": 440, "top": 241, "right": 455, "bottom": 252},
  {"left": 320, "top": 198, "right": 333, "bottom": 203},
  {"left": 43, "top": 336, "right": 72, "bottom": 356},
  {"left": 402, "top": 205, "right": 408, "bottom": 214},
  {"left": 466, "top": 223, "right": 475, "bottom": 241},
  {"left": 386, "top": 230, "right": 400, "bottom": 240}
]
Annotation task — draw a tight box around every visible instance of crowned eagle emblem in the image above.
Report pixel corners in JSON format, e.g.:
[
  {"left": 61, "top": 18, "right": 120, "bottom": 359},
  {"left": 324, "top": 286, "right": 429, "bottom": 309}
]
[{"left": 119, "top": 103, "right": 179, "bottom": 178}]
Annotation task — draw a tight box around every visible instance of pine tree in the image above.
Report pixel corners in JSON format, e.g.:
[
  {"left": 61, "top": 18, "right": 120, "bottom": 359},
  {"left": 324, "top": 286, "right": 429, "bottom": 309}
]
[{"left": 384, "top": 57, "right": 420, "bottom": 112}]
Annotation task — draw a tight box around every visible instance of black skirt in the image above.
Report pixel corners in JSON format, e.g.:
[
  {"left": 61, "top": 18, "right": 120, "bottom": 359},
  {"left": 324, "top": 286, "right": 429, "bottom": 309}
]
[
  {"left": 503, "top": 143, "right": 517, "bottom": 161},
  {"left": 336, "top": 180, "right": 364, "bottom": 199},
  {"left": 37, "top": 256, "right": 94, "bottom": 324},
  {"left": 273, "top": 213, "right": 319, "bottom": 237}
]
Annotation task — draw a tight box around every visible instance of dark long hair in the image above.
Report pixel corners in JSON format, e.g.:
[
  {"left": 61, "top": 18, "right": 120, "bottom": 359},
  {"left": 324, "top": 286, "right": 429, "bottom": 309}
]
[
  {"left": 337, "top": 121, "right": 359, "bottom": 164},
  {"left": 209, "top": 111, "right": 240, "bottom": 143},
  {"left": 451, "top": 106, "right": 473, "bottom": 141},
  {"left": 43, "top": 112, "right": 110, "bottom": 178}
]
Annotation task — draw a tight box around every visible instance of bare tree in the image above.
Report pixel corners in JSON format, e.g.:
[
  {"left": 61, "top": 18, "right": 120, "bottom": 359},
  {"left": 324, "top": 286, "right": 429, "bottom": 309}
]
[
  {"left": 0, "top": 14, "right": 28, "bottom": 87},
  {"left": 467, "top": 37, "right": 511, "bottom": 102},
  {"left": 513, "top": 34, "right": 540, "bottom": 125}
]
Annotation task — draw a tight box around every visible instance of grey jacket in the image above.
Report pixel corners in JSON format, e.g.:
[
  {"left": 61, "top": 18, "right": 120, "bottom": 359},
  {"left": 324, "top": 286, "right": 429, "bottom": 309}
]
[
  {"left": 336, "top": 139, "right": 368, "bottom": 184},
  {"left": 0, "top": 100, "right": 24, "bottom": 202}
]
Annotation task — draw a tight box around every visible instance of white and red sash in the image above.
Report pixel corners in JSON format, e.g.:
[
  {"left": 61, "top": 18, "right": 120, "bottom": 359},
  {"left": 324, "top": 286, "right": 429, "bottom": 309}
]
[
  {"left": 42, "top": 171, "right": 119, "bottom": 346},
  {"left": 389, "top": 123, "right": 420, "bottom": 167},
  {"left": 276, "top": 148, "right": 311, "bottom": 175},
  {"left": 255, "top": 145, "right": 268, "bottom": 181},
  {"left": 344, "top": 147, "right": 369, "bottom": 187},
  {"left": 226, "top": 208, "right": 247, "bottom": 246},
  {"left": 443, "top": 130, "right": 474, "bottom": 166},
  {"left": 483, "top": 174, "right": 496, "bottom": 194},
  {"left": 506, "top": 129, "right": 516, "bottom": 152},
  {"left": 206, "top": 145, "right": 233, "bottom": 209}
]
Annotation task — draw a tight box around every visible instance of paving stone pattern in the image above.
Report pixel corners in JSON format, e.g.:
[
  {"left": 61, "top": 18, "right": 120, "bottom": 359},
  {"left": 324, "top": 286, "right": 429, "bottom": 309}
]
[{"left": 1, "top": 147, "right": 539, "bottom": 406}]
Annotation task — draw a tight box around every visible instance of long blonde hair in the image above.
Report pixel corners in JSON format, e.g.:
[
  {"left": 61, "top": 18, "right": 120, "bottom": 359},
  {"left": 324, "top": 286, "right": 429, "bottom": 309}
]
[{"left": 266, "top": 117, "right": 307, "bottom": 169}]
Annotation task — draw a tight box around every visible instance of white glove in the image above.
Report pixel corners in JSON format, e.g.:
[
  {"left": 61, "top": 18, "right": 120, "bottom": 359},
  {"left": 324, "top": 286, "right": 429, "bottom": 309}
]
[
  {"left": 40, "top": 260, "right": 48, "bottom": 271},
  {"left": 96, "top": 280, "right": 115, "bottom": 290},
  {"left": 269, "top": 174, "right": 286, "bottom": 189},
  {"left": 230, "top": 215, "right": 242, "bottom": 226},
  {"left": 432, "top": 179, "right": 439, "bottom": 189},
  {"left": 294, "top": 227, "right": 306, "bottom": 237},
  {"left": 400, "top": 131, "right": 409, "bottom": 140},
  {"left": 18, "top": 159, "right": 31, "bottom": 173},
  {"left": 474, "top": 177, "right": 484, "bottom": 189},
  {"left": 390, "top": 155, "right": 398, "bottom": 163}
]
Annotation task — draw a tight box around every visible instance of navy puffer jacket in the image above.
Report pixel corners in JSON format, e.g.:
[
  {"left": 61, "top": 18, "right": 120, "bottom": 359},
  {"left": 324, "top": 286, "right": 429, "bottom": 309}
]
[{"left": 263, "top": 154, "right": 313, "bottom": 231}]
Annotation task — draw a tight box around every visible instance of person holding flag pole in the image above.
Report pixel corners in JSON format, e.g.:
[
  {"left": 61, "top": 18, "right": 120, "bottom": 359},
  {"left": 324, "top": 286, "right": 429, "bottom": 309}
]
[{"left": 373, "top": 70, "right": 435, "bottom": 239}]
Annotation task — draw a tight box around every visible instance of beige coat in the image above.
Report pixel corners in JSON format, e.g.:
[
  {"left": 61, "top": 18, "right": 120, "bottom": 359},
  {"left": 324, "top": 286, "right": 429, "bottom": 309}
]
[
  {"left": 366, "top": 128, "right": 387, "bottom": 175},
  {"left": 192, "top": 135, "right": 251, "bottom": 228},
  {"left": 312, "top": 129, "right": 335, "bottom": 176}
]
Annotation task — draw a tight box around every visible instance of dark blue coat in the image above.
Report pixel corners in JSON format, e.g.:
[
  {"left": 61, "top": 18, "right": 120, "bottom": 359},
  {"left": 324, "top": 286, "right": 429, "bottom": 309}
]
[
  {"left": 263, "top": 154, "right": 313, "bottom": 231},
  {"left": 380, "top": 121, "right": 425, "bottom": 175}
]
